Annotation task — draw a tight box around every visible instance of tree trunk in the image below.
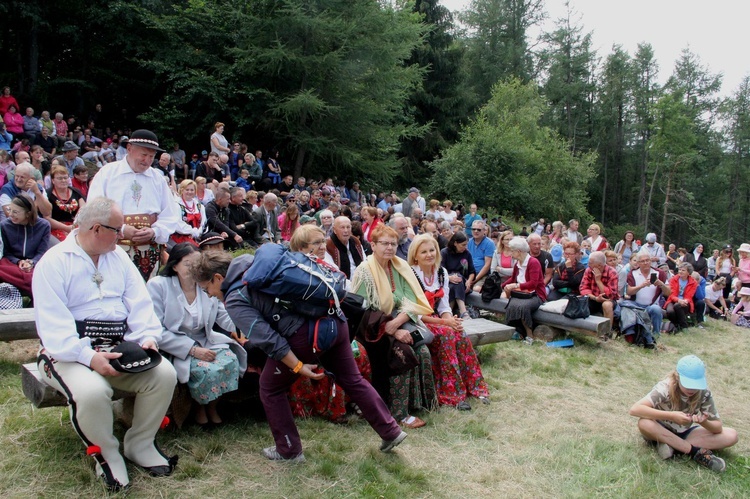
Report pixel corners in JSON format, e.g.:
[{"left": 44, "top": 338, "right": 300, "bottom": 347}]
[
  {"left": 600, "top": 153, "right": 608, "bottom": 223},
  {"left": 294, "top": 145, "right": 306, "bottom": 180},
  {"left": 660, "top": 169, "right": 672, "bottom": 243},
  {"left": 644, "top": 161, "right": 659, "bottom": 233}
]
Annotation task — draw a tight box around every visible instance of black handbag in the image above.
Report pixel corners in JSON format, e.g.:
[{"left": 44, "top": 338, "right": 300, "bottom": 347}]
[
  {"left": 563, "top": 295, "right": 590, "bottom": 319},
  {"left": 481, "top": 272, "right": 503, "bottom": 302}
]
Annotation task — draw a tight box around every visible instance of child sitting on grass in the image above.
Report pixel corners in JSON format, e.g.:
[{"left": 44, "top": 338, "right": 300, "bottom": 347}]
[
  {"left": 629, "top": 355, "right": 738, "bottom": 473},
  {"left": 730, "top": 287, "right": 750, "bottom": 327}
]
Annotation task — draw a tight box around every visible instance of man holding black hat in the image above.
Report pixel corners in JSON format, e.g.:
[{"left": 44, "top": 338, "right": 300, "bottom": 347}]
[
  {"left": 32, "top": 197, "right": 177, "bottom": 492},
  {"left": 88, "top": 129, "right": 180, "bottom": 280}
]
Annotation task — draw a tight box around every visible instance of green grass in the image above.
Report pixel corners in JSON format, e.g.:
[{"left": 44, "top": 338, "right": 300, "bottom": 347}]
[{"left": 1, "top": 320, "right": 749, "bottom": 497}]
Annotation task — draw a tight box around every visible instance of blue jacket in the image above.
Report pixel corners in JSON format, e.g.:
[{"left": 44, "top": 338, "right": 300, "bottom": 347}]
[
  {"left": 0, "top": 217, "right": 50, "bottom": 264},
  {"left": 222, "top": 254, "right": 305, "bottom": 361},
  {"left": 0, "top": 129, "right": 12, "bottom": 151}
]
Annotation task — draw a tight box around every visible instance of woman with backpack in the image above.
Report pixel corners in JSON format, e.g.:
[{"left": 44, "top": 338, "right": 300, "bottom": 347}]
[{"left": 196, "top": 225, "right": 407, "bottom": 462}]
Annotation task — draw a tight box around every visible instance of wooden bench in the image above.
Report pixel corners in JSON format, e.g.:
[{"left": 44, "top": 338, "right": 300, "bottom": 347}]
[
  {"left": 0, "top": 308, "right": 37, "bottom": 342},
  {"left": 463, "top": 318, "right": 516, "bottom": 346},
  {"left": 466, "top": 294, "right": 611, "bottom": 341},
  {"left": 21, "top": 362, "right": 133, "bottom": 408}
]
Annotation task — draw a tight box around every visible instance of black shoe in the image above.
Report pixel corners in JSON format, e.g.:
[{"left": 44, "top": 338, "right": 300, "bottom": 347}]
[
  {"left": 457, "top": 400, "right": 472, "bottom": 411},
  {"left": 135, "top": 455, "right": 178, "bottom": 477},
  {"left": 644, "top": 342, "right": 656, "bottom": 349}
]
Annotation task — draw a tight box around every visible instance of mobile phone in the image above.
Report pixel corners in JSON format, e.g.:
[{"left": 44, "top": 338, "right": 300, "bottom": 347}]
[
  {"left": 410, "top": 330, "right": 424, "bottom": 345},
  {"left": 650, "top": 273, "right": 658, "bottom": 284}
]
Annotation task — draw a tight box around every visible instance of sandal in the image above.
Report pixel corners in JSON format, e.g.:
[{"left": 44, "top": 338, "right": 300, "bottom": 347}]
[{"left": 400, "top": 415, "right": 426, "bottom": 429}]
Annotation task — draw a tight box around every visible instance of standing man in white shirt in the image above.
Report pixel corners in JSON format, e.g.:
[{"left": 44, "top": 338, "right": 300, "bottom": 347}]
[
  {"left": 88, "top": 129, "right": 180, "bottom": 280},
  {"left": 32, "top": 197, "right": 177, "bottom": 491}
]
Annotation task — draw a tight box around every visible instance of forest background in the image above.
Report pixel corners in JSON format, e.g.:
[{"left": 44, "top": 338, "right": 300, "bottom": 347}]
[{"left": 1, "top": 0, "right": 748, "bottom": 248}]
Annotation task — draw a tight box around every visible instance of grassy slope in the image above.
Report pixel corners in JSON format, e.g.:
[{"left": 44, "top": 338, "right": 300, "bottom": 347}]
[{"left": 1, "top": 320, "right": 748, "bottom": 498}]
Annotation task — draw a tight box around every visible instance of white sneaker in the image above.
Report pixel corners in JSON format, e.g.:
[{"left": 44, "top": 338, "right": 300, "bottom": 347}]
[
  {"left": 657, "top": 442, "right": 674, "bottom": 460},
  {"left": 380, "top": 431, "right": 407, "bottom": 452},
  {"left": 262, "top": 446, "right": 306, "bottom": 463}
]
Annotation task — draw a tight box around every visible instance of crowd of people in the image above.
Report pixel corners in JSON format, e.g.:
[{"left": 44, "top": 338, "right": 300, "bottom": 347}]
[{"left": 0, "top": 100, "right": 742, "bottom": 488}]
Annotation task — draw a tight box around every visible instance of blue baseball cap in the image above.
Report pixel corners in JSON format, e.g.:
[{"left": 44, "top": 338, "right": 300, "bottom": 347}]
[
  {"left": 676, "top": 355, "right": 707, "bottom": 390},
  {"left": 550, "top": 243, "right": 563, "bottom": 263}
]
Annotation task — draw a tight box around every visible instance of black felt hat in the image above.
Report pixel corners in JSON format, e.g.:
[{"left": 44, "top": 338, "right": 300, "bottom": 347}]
[
  {"left": 127, "top": 129, "right": 164, "bottom": 152},
  {"left": 109, "top": 342, "right": 162, "bottom": 373}
]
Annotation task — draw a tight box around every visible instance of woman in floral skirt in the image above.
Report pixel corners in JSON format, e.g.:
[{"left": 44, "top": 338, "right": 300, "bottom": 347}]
[{"left": 409, "top": 234, "right": 489, "bottom": 410}]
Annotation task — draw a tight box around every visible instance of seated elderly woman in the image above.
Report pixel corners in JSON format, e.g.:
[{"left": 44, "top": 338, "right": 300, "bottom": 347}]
[
  {"left": 440, "top": 231, "right": 475, "bottom": 319},
  {"left": 579, "top": 251, "right": 620, "bottom": 328},
  {"left": 548, "top": 241, "right": 586, "bottom": 301},
  {"left": 46, "top": 163, "right": 86, "bottom": 242},
  {"left": 147, "top": 243, "right": 246, "bottom": 428},
  {"left": 408, "top": 234, "right": 489, "bottom": 410},
  {"left": 502, "top": 236, "right": 547, "bottom": 343},
  {"left": 352, "top": 224, "right": 437, "bottom": 429},
  {"left": 0, "top": 194, "right": 50, "bottom": 295},
  {"left": 170, "top": 179, "right": 207, "bottom": 248},
  {"left": 360, "top": 206, "right": 382, "bottom": 242},
  {"left": 585, "top": 223, "right": 608, "bottom": 251},
  {"left": 664, "top": 262, "right": 698, "bottom": 332}
]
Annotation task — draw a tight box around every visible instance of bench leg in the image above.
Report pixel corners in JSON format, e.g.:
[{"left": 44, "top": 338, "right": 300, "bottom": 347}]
[{"left": 532, "top": 325, "right": 565, "bottom": 342}]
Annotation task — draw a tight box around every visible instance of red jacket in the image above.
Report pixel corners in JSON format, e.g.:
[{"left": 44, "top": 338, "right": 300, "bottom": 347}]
[
  {"left": 507, "top": 254, "right": 547, "bottom": 301},
  {"left": 664, "top": 275, "right": 698, "bottom": 312},
  {"left": 362, "top": 217, "right": 382, "bottom": 242}
]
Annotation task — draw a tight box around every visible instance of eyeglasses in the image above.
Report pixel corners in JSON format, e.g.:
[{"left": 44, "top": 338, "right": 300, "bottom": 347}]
[
  {"left": 199, "top": 277, "right": 214, "bottom": 293},
  {"left": 376, "top": 241, "right": 398, "bottom": 248},
  {"left": 98, "top": 223, "right": 122, "bottom": 236},
  {"left": 472, "top": 228, "right": 483, "bottom": 232},
  {"left": 309, "top": 239, "right": 326, "bottom": 246}
]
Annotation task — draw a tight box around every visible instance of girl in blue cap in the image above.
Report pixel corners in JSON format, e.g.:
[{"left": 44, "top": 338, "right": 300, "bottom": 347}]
[{"left": 629, "top": 355, "right": 738, "bottom": 472}]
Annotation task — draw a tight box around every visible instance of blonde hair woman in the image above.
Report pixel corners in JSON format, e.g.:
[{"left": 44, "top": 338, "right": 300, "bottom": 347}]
[{"left": 408, "top": 234, "right": 489, "bottom": 410}]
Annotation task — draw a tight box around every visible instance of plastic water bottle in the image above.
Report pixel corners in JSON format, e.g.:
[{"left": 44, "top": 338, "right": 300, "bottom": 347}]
[{"left": 351, "top": 340, "right": 360, "bottom": 358}]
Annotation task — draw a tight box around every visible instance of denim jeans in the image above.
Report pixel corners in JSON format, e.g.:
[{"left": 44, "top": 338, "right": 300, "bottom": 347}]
[{"left": 644, "top": 303, "right": 663, "bottom": 335}]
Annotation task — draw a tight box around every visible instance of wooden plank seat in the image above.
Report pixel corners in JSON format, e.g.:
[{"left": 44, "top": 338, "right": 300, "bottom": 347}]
[
  {"left": 0, "top": 309, "right": 37, "bottom": 342},
  {"left": 462, "top": 318, "right": 516, "bottom": 346},
  {"left": 21, "top": 362, "right": 134, "bottom": 408},
  {"left": 466, "top": 294, "right": 611, "bottom": 341}
]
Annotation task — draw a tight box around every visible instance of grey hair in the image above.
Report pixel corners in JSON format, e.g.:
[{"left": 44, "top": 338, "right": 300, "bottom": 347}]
[
  {"left": 588, "top": 251, "right": 606, "bottom": 266},
  {"left": 527, "top": 233, "right": 541, "bottom": 243},
  {"left": 14, "top": 162, "right": 34, "bottom": 176},
  {"left": 319, "top": 209, "right": 333, "bottom": 220},
  {"left": 508, "top": 236, "right": 529, "bottom": 253},
  {"left": 263, "top": 192, "right": 277, "bottom": 203},
  {"left": 679, "top": 262, "right": 694, "bottom": 273},
  {"left": 75, "top": 197, "right": 117, "bottom": 229},
  {"left": 552, "top": 221, "right": 563, "bottom": 229},
  {"left": 439, "top": 221, "right": 451, "bottom": 231},
  {"left": 637, "top": 249, "right": 652, "bottom": 260}
]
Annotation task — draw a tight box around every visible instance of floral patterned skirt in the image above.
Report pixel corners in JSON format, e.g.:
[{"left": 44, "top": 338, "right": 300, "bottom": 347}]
[
  {"left": 426, "top": 321, "right": 489, "bottom": 406},
  {"left": 736, "top": 315, "right": 750, "bottom": 328},
  {"left": 389, "top": 344, "right": 437, "bottom": 421},
  {"left": 187, "top": 348, "right": 239, "bottom": 405},
  {"left": 288, "top": 341, "right": 371, "bottom": 422}
]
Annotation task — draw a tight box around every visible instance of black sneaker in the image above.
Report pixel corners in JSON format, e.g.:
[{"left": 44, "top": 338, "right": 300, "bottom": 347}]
[{"left": 692, "top": 448, "right": 726, "bottom": 472}]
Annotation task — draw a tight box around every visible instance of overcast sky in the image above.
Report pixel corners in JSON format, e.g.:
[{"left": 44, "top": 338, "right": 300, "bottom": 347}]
[{"left": 441, "top": 0, "right": 750, "bottom": 96}]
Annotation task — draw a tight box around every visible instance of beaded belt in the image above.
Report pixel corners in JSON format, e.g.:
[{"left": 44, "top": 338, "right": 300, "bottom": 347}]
[
  {"left": 75, "top": 319, "right": 128, "bottom": 351},
  {"left": 119, "top": 213, "right": 158, "bottom": 246}
]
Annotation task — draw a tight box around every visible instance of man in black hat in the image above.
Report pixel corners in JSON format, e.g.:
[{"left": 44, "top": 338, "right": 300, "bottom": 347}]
[
  {"left": 88, "top": 129, "right": 180, "bottom": 280},
  {"left": 56, "top": 140, "right": 86, "bottom": 177},
  {"left": 32, "top": 197, "right": 177, "bottom": 491}
]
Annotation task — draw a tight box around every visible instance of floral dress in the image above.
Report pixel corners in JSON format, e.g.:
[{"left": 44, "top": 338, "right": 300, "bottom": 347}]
[
  {"left": 287, "top": 341, "right": 371, "bottom": 422},
  {"left": 412, "top": 265, "right": 489, "bottom": 406},
  {"left": 182, "top": 299, "right": 240, "bottom": 404}
]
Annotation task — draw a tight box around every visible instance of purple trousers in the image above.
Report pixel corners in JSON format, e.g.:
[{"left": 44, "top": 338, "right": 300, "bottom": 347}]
[{"left": 260, "top": 319, "right": 401, "bottom": 458}]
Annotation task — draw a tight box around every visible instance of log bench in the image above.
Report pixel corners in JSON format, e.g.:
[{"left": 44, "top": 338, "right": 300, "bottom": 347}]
[
  {"left": 463, "top": 317, "right": 516, "bottom": 346},
  {"left": 0, "top": 308, "right": 37, "bottom": 342},
  {"left": 466, "top": 294, "right": 611, "bottom": 341},
  {"left": 21, "top": 362, "right": 134, "bottom": 408}
]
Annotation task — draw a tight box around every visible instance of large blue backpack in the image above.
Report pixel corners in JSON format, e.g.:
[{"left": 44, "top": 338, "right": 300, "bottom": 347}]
[{"left": 241, "top": 243, "right": 348, "bottom": 317}]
